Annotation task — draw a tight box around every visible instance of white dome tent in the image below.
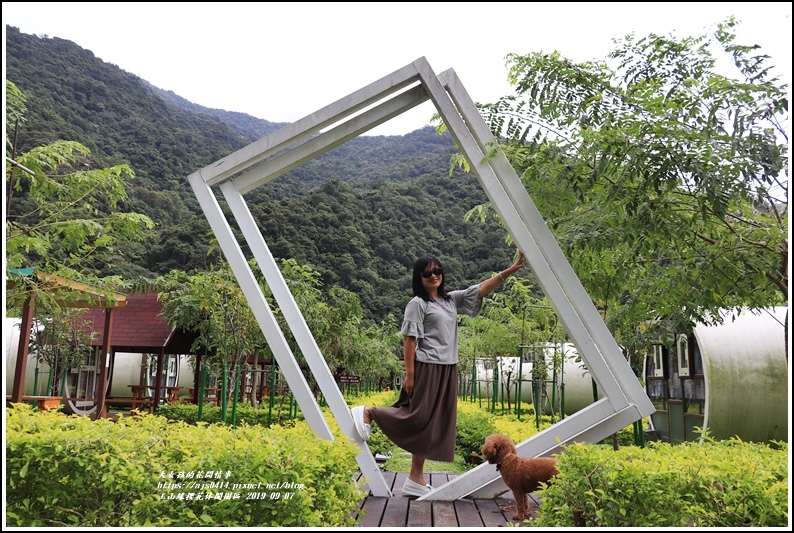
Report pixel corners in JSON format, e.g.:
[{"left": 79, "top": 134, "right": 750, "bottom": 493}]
[
  {"left": 470, "top": 343, "right": 603, "bottom": 417},
  {"left": 644, "top": 306, "right": 788, "bottom": 444}
]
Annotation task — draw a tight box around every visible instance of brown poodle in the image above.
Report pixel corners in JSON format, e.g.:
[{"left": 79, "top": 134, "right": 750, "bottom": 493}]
[{"left": 481, "top": 433, "right": 559, "bottom": 521}]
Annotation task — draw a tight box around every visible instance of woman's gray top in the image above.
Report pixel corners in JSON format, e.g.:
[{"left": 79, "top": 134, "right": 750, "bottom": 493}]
[{"left": 400, "top": 284, "right": 482, "bottom": 365}]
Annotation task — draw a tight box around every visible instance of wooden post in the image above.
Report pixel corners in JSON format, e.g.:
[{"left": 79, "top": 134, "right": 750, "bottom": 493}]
[
  {"left": 193, "top": 353, "right": 202, "bottom": 403},
  {"left": 94, "top": 307, "right": 114, "bottom": 419},
  {"left": 153, "top": 348, "right": 165, "bottom": 412},
  {"left": 11, "top": 294, "right": 35, "bottom": 403}
]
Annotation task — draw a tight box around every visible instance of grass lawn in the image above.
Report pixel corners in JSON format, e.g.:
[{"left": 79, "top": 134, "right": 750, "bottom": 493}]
[{"left": 382, "top": 447, "right": 472, "bottom": 475}]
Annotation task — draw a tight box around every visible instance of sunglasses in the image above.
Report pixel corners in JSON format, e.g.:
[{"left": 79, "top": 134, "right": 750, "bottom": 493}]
[{"left": 420, "top": 268, "right": 444, "bottom": 278}]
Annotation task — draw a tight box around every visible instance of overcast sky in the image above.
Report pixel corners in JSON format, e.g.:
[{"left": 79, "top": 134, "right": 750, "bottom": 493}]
[{"left": 3, "top": 2, "right": 792, "bottom": 136}]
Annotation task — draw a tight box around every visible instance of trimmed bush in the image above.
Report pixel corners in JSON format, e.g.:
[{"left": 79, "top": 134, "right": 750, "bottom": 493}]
[
  {"left": 534, "top": 438, "right": 788, "bottom": 527},
  {"left": 455, "top": 406, "right": 497, "bottom": 458},
  {"left": 5, "top": 403, "right": 365, "bottom": 527},
  {"left": 155, "top": 401, "right": 298, "bottom": 427}
]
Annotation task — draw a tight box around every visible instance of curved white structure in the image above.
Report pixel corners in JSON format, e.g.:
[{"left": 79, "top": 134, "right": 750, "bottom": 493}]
[
  {"left": 694, "top": 307, "right": 788, "bottom": 442},
  {"left": 645, "top": 307, "right": 788, "bottom": 444},
  {"left": 471, "top": 343, "right": 602, "bottom": 416}
]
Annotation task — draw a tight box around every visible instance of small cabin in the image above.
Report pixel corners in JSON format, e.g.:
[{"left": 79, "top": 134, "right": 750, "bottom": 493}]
[{"left": 644, "top": 306, "right": 788, "bottom": 444}]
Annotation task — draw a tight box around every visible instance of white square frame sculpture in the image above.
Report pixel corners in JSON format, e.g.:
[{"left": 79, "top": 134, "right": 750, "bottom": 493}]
[{"left": 187, "top": 57, "right": 655, "bottom": 500}]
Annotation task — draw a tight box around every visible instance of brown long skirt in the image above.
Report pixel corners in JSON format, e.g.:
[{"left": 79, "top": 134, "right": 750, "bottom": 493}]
[{"left": 370, "top": 361, "right": 457, "bottom": 462}]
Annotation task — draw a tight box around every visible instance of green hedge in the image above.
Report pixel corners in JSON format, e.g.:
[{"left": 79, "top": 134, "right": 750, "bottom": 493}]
[
  {"left": 534, "top": 438, "right": 788, "bottom": 527},
  {"left": 5, "top": 403, "right": 365, "bottom": 527},
  {"left": 455, "top": 408, "right": 498, "bottom": 458},
  {"left": 155, "top": 401, "right": 299, "bottom": 427}
]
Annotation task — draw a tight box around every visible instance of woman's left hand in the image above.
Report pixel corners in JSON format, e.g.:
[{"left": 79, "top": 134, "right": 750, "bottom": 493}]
[{"left": 511, "top": 251, "right": 525, "bottom": 271}]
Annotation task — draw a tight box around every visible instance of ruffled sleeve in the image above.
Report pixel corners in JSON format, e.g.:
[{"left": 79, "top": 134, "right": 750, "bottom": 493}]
[
  {"left": 455, "top": 284, "right": 483, "bottom": 317},
  {"left": 400, "top": 297, "right": 425, "bottom": 338}
]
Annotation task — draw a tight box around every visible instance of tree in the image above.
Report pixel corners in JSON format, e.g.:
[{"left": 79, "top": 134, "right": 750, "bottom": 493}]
[
  {"left": 6, "top": 80, "right": 156, "bottom": 394},
  {"left": 156, "top": 264, "right": 264, "bottom": 409},
  {"left": 260, "top": 259, "right": 403, "bottom": 389},
  {"left": 5, "top": 80, "right": 155, "bottom": 283},
  {"left": 157, "top": 259, "right": 405, "bottom": 407},
  {"left": 468, "top": 17, "right": 787, "bottom": 347},
  {"left": 29, "top": 307, "right": 99, "bottom": 396}
]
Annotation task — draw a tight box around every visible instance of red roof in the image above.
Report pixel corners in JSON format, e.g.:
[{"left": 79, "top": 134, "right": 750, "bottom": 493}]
[{"left": 80, "top": 292, "right": 196, "bottom": 353}]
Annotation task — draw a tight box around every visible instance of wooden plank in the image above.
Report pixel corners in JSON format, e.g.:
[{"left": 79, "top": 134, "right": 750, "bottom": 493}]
[
  {"left": 379, "top": 493, "right": 409, "bottom": 527},
  {"left": 429, "top": 472, "right": 452, "bottom": 490},
  {"left": 350, "top": 469, "right": 542, "bottom": 528},
  {"left": 379, "top": 472, "right": 410, "bottom": 527},
  {"left": 378, "top": 471, "right": 396, "bottom": 495},
  {"left": 356, "top": 470, "right": 393, "bottom": 494},
  {"left": 453, "top": 498, "right": 484, "bottom": 527},
  {"left": 391, "top": 472, "right": 410, "bottom": 496},
  {"left": 355, "top": 471, "right": 391, "bottom": 527},
  {"left": 431, "top": 500, "right": 458, "bottom": 527},
  {"left": 493, "top": 494, "right": 523, "bottom": 524},
  {"left": 406, "top": 500, "right": 432, "bottom": 527},
  {"left": 11, "top": 395, "right": 55, "bottom": 401},
  {"left": 357, "top": 497, "right": 388, "bottom": 528},
  {"left": 475, "top": 497, "right": 511, "bottom": 527}
]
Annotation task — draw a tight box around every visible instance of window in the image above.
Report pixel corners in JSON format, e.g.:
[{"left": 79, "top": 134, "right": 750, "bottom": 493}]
[
  {"left": 692, "top": 343, "right": 704, "bottom": 376},
  {"left": 652, "top": 345, "right": 665, "bottom": 377},
  {"left": 677, "top": 334, "right": 689, "bottom": 377},
  {"left": 146, "top": 353, "right": 179, "bottom": 396},
  {"left": 647, "top": 379, "right": 667, "bottom": 410},
  {"left": 683, "top": 378, "right": 705, "bottom": 414}
]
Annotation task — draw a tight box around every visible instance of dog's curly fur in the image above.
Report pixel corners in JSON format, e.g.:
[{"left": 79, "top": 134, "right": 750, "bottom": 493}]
[{"left": 481, "top": 433, "right": 559, "bottom": 521}]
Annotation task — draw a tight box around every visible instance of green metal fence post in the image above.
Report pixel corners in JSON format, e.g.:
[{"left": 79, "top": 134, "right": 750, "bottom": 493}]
[
  {"left": 267, "top": 362, "right": 277, "bottom": 426},
  {"left": 516, "top": 356, "right": 524, "bottom": 420},
  {"left": 232, "top": 361, "right": 242, "bottom": 426},
  {"left": 198, "top": 365, "right": 207, "bottom": 422},
  {"left": 221, "top": 366, "right": 228, "bottom": 423}
]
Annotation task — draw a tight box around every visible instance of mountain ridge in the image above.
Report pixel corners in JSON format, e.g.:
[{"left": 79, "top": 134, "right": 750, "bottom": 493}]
[{"left": 5, "top": 24, "right": 518, "bottom": 324}]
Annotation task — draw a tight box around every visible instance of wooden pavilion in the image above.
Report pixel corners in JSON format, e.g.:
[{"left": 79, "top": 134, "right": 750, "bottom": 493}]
[
  {"left": 6, "top": 269, "right": 199, "bottom": 418},
  {"left": 6, "top": 268, "right": 126, "bottom": 416},
  {"left": 76, "top": 292, "right": 198, "bottom": 416}
]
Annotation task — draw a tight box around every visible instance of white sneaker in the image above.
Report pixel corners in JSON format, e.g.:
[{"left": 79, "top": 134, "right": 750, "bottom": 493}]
[
  {"left": 350, "top": 405, "right": 371, "bottom": 441},
  {"left": 402, "top": 478, "right": 433, "bottom": 497}
]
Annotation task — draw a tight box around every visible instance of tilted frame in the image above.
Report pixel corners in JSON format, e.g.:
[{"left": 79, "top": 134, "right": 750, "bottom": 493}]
[{"left": 187, "top": 57, "right": 655, "bottom": 500}]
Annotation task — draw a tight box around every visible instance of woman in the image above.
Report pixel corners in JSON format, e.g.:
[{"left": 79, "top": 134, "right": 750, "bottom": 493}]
[{"left": 351, "top": 251, "right": 525, "bottom": 497}]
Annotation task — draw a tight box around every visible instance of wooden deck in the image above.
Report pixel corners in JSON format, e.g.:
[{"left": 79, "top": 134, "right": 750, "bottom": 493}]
[{"left": 353, "top": 471, "right": 540, "bottom": 527}]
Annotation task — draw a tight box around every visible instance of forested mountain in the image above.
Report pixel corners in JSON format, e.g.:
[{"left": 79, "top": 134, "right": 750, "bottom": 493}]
[{"left": 6, "top": 25, "right": 519, "bottom": 324}]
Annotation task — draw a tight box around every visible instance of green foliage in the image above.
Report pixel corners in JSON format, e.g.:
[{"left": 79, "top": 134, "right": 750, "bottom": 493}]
[
  {"left": 475, "top": 18, "right": 788, "bottom": 348},
  {"left": 156, "top": 259, "right": 405, "bottom": 391},
  {"left": 156, "top": 401, "right": 299, "bottom": 428},
  {"left": 5, "top": 79, "right": 155, "bottom": 282},
  {"left": 533, "top": 439, "right": 788, "bottom": 527},
  {"left": 250, "top": 175, "right": 520, "bottom": 325},
  {"left": 5, "top": 78, "right": 27, "bottom": 127},
  {"left": 156, "top": 263, "right": 264, "bottom": 398},
  {"left": 6, "top": 26, "right": 523, "bottom": 326},
  {"left": 491, "top": 412, "right": 554, "bottom": 443},
  {"left": 455, "top": 407, "right": 498, "bottom": 457},
  {"left": 5, "top": 404, "right": 365, "bottom": 527}
]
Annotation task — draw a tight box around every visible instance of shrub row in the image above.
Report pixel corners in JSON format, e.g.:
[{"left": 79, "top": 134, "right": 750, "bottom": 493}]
[
  {"left": 155, "top": 401, "right": 298, "bottom": 427},
  {"left": 5, "top": 403, "right": 365, "bottom": 527},
  {"left": 535, "top": 438, "right": 788, "bottom": 527}
]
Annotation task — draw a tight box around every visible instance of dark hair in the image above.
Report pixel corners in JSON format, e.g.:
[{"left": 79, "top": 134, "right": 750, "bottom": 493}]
[{"left": 412, "top": 254, "right": 449, "bottom": 301}]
